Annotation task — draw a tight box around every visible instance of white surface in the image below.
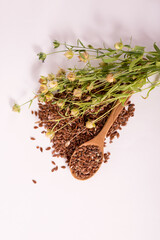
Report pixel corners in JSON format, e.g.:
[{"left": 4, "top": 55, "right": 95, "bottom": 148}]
[{"left": 0, "top": 0, "right": 160, "bottom": 239}]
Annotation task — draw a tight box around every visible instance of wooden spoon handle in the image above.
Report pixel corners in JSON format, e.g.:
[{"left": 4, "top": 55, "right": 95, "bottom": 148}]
[{"left": 97, "top": 97, "right": 130, "bottom": 142}]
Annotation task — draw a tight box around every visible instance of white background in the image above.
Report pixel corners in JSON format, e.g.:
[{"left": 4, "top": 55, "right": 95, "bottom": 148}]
[{"left": 0, "top": 0, "right": 160, "bottom": 239}]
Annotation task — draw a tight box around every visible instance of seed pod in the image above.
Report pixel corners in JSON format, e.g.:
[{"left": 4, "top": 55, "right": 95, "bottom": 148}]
[
  {"left": 56, "top": 68, "right": 66, "bottom": 79},
  {"left": 57, "top": 100, "right": 65, "bottom": 108},
  {"left": 39, "top": 77, "right": 47, "bottom": 84},
  {"left": 45, "top": 92, "right": 53, "bottom": 102},
  {"left": 64, "top": 50, "right": 74, "bottom": 59},
  {"left": 78, "top": 51, "right": 89, "bottom": 62},
  {"left": 39, "top": 84, "right": 48, "bottom": 94},
  {"left": 67, "top": 72, "right": 76, "bottom": 82},
  {"left": 49, "top": 80, "right": 58, "bottom": 89},
  {"left": 47, "top": 73, "right": 55, "bottom": 81},
  {"left": 73, "top": 88, "right": 82, "bottom": 98},
  {"left": 86, "top": 121, "right": 96, "bottom": 129},
  {"left": 71, "top": 108, "right": 79, "bottom": 116},
  {"left": 106, "top": 73, "right": 116, "bottom": 83},
  {"left": 38, "top": 95, "right": 45, "bottom": 102},
  {"left": 114, "top": 42, "right": 123, "bottom": 50},
  {"left": 84, "top": 96, "right": 91, "bottom": 101}
]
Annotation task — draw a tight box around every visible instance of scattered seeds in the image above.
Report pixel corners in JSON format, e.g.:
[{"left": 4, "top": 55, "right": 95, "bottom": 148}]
[
  {"left": 51, "top": 166, "right": 58, "bottom": 172},
  {"left": 30, "top": 137, "right": 36, "bottom": 140},
  {"left": 41, "top": 130, "right": 46, "bottom": 134},
  {"left": 40, "top": 147, "right": 43, "bottom": 152},
  {"left": 46, "top": 147, "right": 51, "bottom": 151}
]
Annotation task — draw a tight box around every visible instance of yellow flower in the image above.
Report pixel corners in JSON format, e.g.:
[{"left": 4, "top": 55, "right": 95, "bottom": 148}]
[
  {"left": 71, "top": 108, "right": 79, "bottom": 116},
  {"left": 106, "top": 73, "right": 116, "bottom": 83},
  {"left": 86, "top": 121, "right": 96, "bottom": 129},
  {"left": 78, "top": 51, "right": 89, "bottom": 62},
  {"left": 64, "top": 50, "right": 74, "bottom": 59},
  {"left": 67, "top": 72, "right": 76, "bottom": 82},
  {"left": 45, "top": 92, "right": 53, "bottom": 102},
  {"left": 73, "top": 88, "right": 82, "bottom": 98},
  {"left": 114, "top": 42, "right": 123, "bottom": 50},
  {"left": 39, "top": 84, "right": 48, "bottom": 94},
  {"left": 49, "top": 80, "right": 58, "bottom": 90},
  {"left": 12, "top": 103, "right": 20, "bottom": 113}
]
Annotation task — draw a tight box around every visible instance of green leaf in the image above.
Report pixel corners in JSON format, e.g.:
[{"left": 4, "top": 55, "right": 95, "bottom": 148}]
[
  {"left": 153, "top": 42, "right": 160, "bottom": 54},
  {"left": 102, "top": 56, "right": 118, "bottom": 63},
  {"left": 124, "top": 44, "right": 131, "bottom": 48},
  {"left": 77, "top": 39, "right": 85, "bottom": 48},
  {"left": 79, "top": 51, "right": 85, "bottom": 60},
  {"left": 129, "top": 55, "right": 143, "bottom": 71},
  {"left": 134, "top": 46, "right": 145, "bottom": 52},
  {"left": 156, "top": 61, "right": 160, "bottom": 67},
  {"left": 141, "top": 85, "right": 155, "bottom": 99},
  {"left": 104, "top": 50, "right": 117, "bottom": 56}
]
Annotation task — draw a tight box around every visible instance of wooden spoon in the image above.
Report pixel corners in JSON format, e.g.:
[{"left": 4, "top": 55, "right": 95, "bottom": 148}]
[{"left": 69, "top": 97, "right": 131, "bottom": 180}]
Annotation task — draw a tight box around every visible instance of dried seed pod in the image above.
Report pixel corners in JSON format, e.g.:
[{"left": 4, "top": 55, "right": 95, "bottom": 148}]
[
  {"left": 47, "top": 73, "right": 55, "bottom": 81},
  {"left": 67, "top": 72, "right": 76, "bottom": 82},
  {"left": 38, "top": 84, "right": 48, "bottom": 94},
  {"left": 86, "top": 121, "right": 96, "bottom": 129},
  {"left": 49, "top": 80, "right": 58, "bottom": 90},
  {"left": 71, "top": 108, "right": 79, "bottom": 116},
  {"left": 106, "top": 73, "right": 116, "bottom": 83},
  {"left": 78, "top": 51, "right": 89, "bottom": 62},
  {"left": 45, "top": 92, "right": 53, "bottom": 102},
  {"left": 73, "top": 89, "right": 82, "bottom": 98}
]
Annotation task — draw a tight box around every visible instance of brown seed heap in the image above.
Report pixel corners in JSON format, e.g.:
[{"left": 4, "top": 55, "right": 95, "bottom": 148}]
[
  {"left": 69, "top": 145, "right": 103, "bottom": 180},
  {"left": 37, "top": 99, "right": 135, "bottom": 164}
]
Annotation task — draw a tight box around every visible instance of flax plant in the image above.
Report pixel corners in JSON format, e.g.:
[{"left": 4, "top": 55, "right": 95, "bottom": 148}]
[{"left": 13, "top": 39, "right": 160, "bottom": 135}]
